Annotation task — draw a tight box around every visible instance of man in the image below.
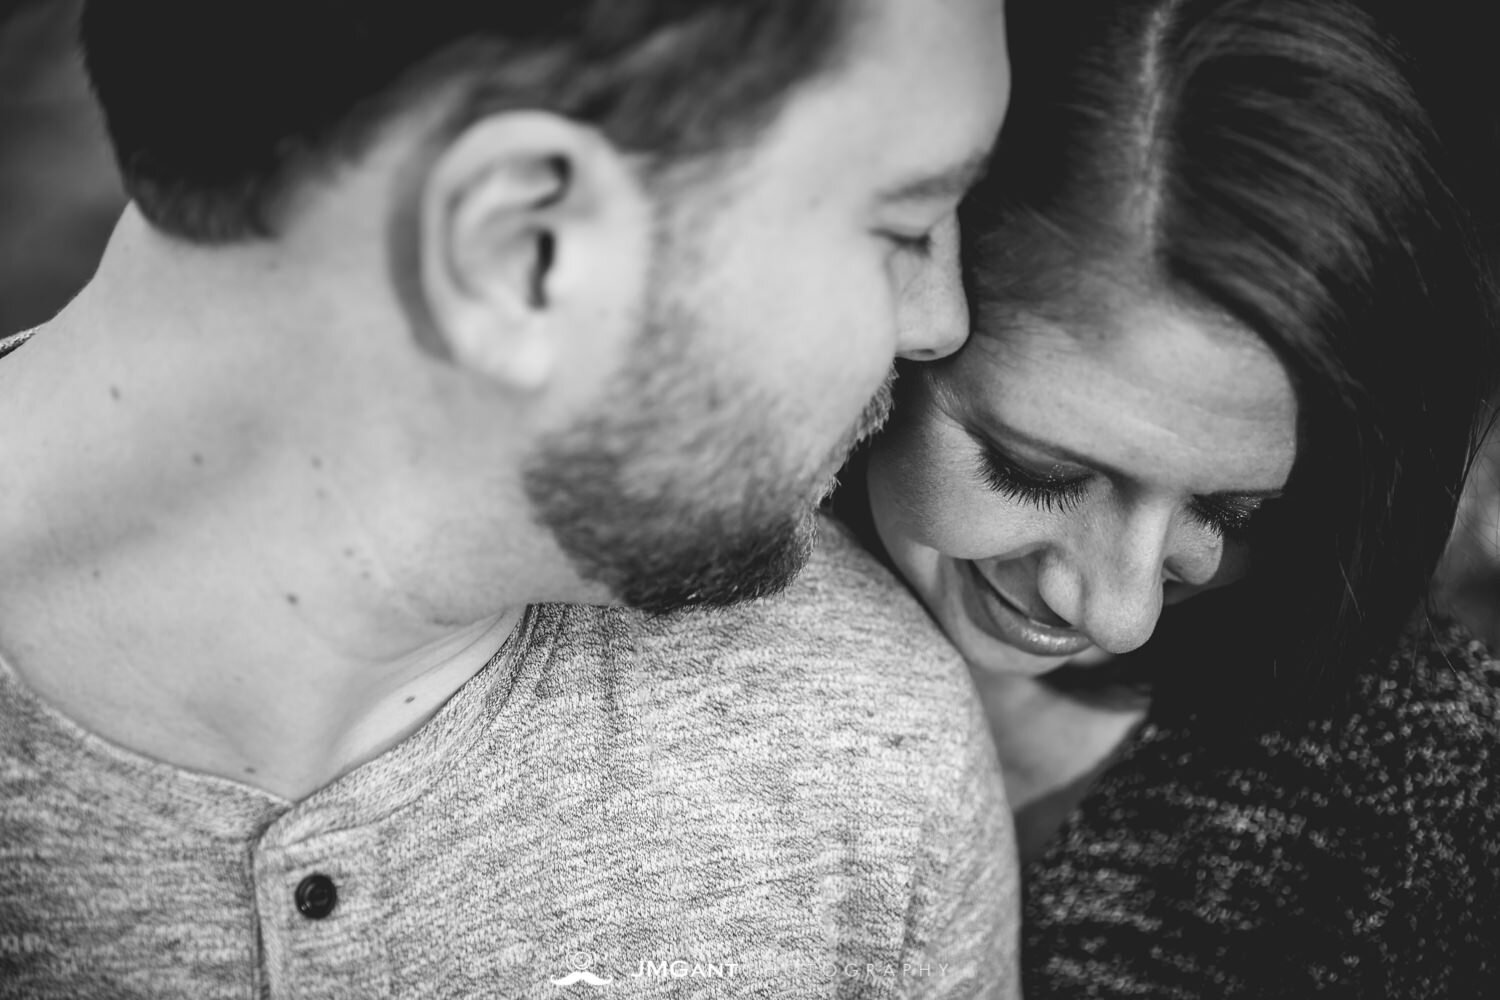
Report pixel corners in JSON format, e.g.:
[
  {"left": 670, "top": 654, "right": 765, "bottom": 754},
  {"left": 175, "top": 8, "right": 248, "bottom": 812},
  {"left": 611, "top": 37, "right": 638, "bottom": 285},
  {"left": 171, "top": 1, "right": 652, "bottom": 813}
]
[{"left": 0, "top": 1, "right": 1015, "bottom": 996}]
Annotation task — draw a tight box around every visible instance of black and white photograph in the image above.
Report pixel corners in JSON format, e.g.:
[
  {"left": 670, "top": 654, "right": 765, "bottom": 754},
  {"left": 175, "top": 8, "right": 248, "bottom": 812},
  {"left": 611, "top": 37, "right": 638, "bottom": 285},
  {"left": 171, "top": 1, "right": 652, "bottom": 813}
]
[{"left": 2, "top": 2, "right": 1498, "bottom": 997}]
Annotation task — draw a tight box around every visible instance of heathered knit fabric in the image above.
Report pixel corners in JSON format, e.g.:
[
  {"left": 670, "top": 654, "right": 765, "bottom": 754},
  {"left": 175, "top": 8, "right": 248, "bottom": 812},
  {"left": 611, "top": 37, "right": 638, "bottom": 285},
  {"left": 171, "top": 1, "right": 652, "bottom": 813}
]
[
  {"left": 1022, "top": 617, "right": 1500, "bottom": 998},
  {"left": 0, "top": 517, "right": 1020, "bottom": 999}
]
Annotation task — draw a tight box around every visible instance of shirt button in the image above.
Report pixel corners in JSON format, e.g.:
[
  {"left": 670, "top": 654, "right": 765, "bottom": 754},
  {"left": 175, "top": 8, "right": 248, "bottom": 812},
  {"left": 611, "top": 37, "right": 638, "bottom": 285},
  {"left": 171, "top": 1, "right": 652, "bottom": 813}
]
[{"left": 294, "top": 873, "right": 338, "bottom": 919}]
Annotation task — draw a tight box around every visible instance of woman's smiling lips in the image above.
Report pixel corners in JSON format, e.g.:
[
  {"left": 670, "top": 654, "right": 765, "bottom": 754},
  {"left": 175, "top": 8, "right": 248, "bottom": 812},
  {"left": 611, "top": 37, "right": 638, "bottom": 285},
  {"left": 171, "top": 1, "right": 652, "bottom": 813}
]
[{"left": 959, "top": 559, "right": 1094, "bottom": 657}]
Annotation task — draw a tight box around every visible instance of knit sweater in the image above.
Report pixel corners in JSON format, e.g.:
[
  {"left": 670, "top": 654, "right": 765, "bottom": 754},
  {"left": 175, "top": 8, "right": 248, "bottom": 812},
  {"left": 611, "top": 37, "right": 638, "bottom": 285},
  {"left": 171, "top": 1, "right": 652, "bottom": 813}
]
[{"left": 1021, "top": 617, "right": 1500, "bottom": 998}]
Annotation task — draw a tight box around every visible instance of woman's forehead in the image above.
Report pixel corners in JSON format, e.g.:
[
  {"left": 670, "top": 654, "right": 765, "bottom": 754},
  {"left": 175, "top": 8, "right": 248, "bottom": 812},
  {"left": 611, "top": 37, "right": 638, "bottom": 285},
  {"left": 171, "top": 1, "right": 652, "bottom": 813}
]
[{"left": 952, "top": 300, "right": 1299, "bottom": 492}]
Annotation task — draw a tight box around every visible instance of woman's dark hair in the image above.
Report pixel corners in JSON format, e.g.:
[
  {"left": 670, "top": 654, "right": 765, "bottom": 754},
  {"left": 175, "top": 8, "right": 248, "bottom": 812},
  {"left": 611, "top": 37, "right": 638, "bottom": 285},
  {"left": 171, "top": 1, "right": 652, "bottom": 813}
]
[{"left": 962, "top": 0, "right": 1499, "bottom": 718}]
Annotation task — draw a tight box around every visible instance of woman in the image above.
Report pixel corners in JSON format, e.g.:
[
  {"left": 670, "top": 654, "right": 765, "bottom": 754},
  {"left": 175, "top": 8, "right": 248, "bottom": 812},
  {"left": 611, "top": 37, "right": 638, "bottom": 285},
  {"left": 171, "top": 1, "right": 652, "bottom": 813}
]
[{"left": 840, "top": 0, "right": 1500, "bottom": 994}]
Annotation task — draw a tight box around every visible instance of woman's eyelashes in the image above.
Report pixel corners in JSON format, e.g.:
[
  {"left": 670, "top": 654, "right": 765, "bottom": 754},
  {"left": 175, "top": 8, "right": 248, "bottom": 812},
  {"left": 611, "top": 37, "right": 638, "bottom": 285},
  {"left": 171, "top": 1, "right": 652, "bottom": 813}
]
[
  {"left": 971, "top": 436, "right": 1270, "bottom": 538},
  {"left": 1186, "top": 495, "right": 1267, "bottom": 540},
  {"left": 972, "top": 440, "right": 1089, "bottom": 513},
  {"left": 880, "top": 229, "right": 935, "bottom": 258}
]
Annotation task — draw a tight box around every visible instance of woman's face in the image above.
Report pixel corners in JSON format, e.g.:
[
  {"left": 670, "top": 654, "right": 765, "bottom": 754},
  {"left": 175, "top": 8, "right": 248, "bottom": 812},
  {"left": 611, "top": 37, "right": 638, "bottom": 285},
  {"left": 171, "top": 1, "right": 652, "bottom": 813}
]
[{"left": 868, "top": 297, "right": 1299, "bottom": 677}]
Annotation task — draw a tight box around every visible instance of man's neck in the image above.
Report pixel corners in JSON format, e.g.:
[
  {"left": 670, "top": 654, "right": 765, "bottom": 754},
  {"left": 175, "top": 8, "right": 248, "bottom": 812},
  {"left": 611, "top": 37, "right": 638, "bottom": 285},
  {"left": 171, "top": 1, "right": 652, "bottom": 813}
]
[{"left": 0, "top": 210, "right": 574, "bottom": 800}]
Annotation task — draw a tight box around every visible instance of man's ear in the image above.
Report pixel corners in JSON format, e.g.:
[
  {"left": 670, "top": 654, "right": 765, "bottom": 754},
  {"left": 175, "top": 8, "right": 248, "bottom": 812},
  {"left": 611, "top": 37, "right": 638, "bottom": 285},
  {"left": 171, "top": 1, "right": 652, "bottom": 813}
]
[{"left": 418, "top": 112, "right": 651, "bottom": 393}]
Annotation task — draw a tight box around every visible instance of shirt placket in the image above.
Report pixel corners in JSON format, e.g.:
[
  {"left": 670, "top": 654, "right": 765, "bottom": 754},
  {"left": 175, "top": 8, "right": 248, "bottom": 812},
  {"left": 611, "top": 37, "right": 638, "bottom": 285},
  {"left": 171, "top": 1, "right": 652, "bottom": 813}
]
[{"left": 253, "top": 826, "right": 389, "bottom": 999}]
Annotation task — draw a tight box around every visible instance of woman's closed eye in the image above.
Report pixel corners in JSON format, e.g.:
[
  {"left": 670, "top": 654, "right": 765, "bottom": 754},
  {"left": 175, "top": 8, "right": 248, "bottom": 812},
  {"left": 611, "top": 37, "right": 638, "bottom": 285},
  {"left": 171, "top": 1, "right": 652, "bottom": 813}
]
[
  {"left": 1186, "top": 494, "right": 1270, "bottom": 540},
  {"left": 972, "top": 436, "right": 1275, "bottom": 538},
  {"left": 972, "top": 440, "right": 1089, "bottom": 514},
  {"left": 880, "top": 228, "right": 936, "bottom": 258}
]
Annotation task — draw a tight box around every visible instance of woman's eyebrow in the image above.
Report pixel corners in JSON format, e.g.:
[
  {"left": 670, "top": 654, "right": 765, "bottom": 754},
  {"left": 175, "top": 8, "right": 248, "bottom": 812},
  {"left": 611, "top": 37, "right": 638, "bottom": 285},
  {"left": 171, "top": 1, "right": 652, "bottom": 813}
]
[
  {"left": 1199, "top": 487, "right": 1285, "bottom": 502},
  {"left": 971, "top": 415, "right": 1103, "bottom": 471}
]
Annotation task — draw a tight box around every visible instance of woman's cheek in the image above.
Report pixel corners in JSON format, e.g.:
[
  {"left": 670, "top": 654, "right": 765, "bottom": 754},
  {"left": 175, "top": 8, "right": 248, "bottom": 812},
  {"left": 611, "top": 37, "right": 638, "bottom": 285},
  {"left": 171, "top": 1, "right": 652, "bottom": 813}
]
[{"left": 870, "top": 420, "right": 980, "bottom": 555}]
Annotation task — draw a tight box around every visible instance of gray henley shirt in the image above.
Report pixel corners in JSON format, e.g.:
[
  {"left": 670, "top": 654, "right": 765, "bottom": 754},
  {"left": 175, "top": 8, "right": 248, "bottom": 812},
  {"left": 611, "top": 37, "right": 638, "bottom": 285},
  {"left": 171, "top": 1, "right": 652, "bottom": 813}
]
[{"left": 1, "top": 518, "right": 1020, "bottom": 998}]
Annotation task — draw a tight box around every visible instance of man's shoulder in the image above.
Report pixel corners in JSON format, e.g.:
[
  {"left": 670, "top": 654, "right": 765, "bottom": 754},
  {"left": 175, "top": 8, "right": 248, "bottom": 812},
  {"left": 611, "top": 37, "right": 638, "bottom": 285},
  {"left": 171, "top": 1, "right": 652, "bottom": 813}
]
[
  {"left": 521, "top": 514, "right": 985, "bottom": 800},
  {"left": 630, "top": 514, "right": 972, "bottom": 714},
  {"left": 670, "top": 513, "right": 951, "bottom": 647}
]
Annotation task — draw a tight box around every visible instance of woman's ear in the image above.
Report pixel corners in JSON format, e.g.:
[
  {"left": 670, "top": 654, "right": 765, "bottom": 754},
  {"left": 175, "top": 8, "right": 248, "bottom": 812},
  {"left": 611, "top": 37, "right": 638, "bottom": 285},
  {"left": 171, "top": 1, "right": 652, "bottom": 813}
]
[{"left": 417, "top": 111, "right": 652, "bottom": 395}]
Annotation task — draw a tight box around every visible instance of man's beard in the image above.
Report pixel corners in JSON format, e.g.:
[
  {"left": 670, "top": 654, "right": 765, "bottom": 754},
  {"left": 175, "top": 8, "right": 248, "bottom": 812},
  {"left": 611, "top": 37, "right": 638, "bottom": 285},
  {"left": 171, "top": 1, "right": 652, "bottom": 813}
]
[{"left": 522, "top": 275, "right": 895, "bottom": 615}]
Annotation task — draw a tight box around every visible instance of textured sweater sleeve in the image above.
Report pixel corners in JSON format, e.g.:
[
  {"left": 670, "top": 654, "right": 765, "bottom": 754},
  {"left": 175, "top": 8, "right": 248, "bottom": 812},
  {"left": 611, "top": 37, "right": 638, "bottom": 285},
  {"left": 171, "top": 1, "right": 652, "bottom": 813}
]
[{"left": 1020, "top": 616, "right": 1500, "bottom": 999}]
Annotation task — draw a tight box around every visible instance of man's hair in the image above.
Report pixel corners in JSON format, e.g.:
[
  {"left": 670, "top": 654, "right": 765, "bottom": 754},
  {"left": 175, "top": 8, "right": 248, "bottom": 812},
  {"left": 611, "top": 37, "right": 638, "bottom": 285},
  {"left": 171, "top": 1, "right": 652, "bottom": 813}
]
[
  {"left": 962, "top": 0, "right": 1499, "bottom": 721},
  {"left": 79, "top": 1, "right": 850, "bottom": 243}
]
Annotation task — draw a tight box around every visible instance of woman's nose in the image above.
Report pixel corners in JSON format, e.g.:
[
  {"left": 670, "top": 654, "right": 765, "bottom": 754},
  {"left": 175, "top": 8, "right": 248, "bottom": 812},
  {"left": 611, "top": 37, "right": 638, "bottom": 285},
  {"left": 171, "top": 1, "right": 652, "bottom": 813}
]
[{"left": 1037, "top": 507, "right": 1185, "bottom": 655}]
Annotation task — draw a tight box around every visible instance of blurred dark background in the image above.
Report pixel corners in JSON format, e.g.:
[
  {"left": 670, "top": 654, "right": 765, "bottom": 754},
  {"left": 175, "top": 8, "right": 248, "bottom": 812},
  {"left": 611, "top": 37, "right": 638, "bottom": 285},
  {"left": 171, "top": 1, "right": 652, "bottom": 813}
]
[{"left": 1, "top": 0, "right": 122, "bottom": 338}]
